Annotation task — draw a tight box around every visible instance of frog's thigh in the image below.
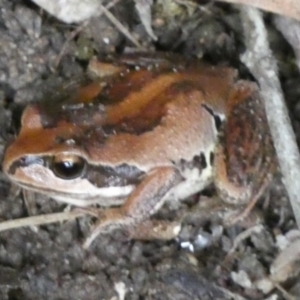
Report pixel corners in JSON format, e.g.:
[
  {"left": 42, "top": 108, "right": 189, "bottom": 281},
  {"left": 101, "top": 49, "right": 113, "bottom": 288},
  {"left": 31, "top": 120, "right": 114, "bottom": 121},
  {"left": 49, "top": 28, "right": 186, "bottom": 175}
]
[
  {"left": 214, "top": 145, "right": 251, "bottom": 204},
  {"left": 84, "top": 166, "right": 182, "bottom": 248}
]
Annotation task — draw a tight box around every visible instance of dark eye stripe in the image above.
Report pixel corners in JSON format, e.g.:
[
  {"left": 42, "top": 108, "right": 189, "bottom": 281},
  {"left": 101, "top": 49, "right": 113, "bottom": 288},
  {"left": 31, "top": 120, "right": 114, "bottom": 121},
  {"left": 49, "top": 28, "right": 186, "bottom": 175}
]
[
  {"left": 84, "top": 164, "right": 145, "bottom": 188},
  {"left": 8, "top": 156, "right": 45, "bottom": 175}
]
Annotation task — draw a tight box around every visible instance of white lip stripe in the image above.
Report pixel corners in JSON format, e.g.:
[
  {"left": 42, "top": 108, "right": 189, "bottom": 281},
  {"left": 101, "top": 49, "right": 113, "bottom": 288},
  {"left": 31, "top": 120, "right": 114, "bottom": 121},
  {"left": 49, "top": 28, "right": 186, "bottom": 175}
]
[
  {"left": 17, "top": 182, "right": 135, "bottom": 197},
  {"left": 15, "top": 164, "right": 136, "bottom": 197},
  {"left": 48, "top": 195, "right": 125, "bottom": 207},
  {"left": 82, "top": 185, "right": 135, "bottom": 197}
]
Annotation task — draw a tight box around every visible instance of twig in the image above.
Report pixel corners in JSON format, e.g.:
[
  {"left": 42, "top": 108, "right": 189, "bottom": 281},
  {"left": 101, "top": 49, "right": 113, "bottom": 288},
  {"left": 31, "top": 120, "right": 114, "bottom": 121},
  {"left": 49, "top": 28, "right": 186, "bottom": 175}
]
[
  {"left": 134, "top": 0, "right": 157, "bottom": 41},
  {"left": 239, "top": 7, "right": 300, "bottom": 228},
  {"left": 54, "top": 21, "right": 89, "bottom": 70},
  {"left": 100, "top": 3, "right": 143, "bottom": 48},
  {"left": 274, "top": 16, "right": 300, "bottom": 72},
  {"left": 223, "top": 225, "right": 263, "bottom": 262},
  {"left": 216, "top": 0, "right": 300, "bottom": 20},
  {"left": 0, "top": 211, "right": 86, "bottom": 232},
  {"left": 54, "top": 0, "right": 122, "bottom": 69},
  {"left": 275, "top": 283, "right": 296, "bottom": 300}
]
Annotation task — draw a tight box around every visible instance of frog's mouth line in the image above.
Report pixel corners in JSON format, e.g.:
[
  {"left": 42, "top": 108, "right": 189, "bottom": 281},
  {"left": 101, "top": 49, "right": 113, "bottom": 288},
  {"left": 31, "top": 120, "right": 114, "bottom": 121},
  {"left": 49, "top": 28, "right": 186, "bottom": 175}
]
[
  {"left": 14, "top": 181, "right": 131, "bottom": 207},
  {"left": 16, "top": 181, "right": 102, "bottom": 200}
]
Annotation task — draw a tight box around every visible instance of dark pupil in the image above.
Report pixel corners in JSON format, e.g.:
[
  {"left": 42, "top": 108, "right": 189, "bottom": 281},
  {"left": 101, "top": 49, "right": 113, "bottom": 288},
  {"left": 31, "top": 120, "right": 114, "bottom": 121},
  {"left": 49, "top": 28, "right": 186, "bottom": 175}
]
[{"left": 53, "top": 159, "right": 85, "bottom": 180}]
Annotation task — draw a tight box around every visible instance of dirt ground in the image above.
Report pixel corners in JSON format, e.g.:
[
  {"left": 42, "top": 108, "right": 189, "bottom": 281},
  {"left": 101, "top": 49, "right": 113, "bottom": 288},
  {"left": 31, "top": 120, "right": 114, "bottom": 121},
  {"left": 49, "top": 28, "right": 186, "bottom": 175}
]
[{"left": 0, "top": 0, "right": 300, "bottom": 299}]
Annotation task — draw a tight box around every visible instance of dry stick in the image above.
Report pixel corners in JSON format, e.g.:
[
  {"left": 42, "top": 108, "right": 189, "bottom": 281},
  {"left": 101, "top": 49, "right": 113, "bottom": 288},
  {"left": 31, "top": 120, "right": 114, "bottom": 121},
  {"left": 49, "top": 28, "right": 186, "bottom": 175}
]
[
  {"left": 274, "top": 283, "right": 296, "bottom": 300},
  {"left": 217, "top": 0, "right": 300, "bottom": 21},
  {"left": 54, "top": 0, "right": 122, "bottom": 69},
  {"left": 239, "top": 7, "right": 300, "bottom": 228},
  {"left": 274, "top": 16, "right": 300, "bottom": 72},
  {"left": 0, "top": 211, "right": 86, "bottom": 232},
  {"left": 134, "top": 0, "right": 157, "bottom": 41},
  {"left": 54, "top": 21, "right": 89, "bottom": 69},
  {"left": 224, "top": 225, "right": 263, "bottom": 261},
  {"left": 99, "top": 3, "right": 143, "bottom": 48}
]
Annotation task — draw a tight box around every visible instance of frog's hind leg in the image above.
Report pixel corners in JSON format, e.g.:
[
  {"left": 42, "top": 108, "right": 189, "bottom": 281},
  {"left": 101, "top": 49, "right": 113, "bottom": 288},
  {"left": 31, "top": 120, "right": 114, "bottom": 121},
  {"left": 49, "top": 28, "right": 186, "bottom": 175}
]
[{"left": 214, "top": 80, "right": 276, "bottom": 224}]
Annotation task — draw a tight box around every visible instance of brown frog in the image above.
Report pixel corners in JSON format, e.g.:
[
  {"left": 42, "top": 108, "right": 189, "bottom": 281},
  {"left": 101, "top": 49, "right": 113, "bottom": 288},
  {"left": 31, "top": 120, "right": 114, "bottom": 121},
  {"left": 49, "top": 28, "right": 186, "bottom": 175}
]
[{"left": 2, "top": 53, "right": 275, "bottom": 247}]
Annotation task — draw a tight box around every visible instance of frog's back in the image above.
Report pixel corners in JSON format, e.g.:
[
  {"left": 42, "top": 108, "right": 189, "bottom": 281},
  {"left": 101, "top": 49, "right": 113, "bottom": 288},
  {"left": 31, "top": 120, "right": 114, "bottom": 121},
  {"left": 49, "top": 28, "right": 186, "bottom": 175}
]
[{"left": 84, "top": 57, "right": 237, "bottom": 170}]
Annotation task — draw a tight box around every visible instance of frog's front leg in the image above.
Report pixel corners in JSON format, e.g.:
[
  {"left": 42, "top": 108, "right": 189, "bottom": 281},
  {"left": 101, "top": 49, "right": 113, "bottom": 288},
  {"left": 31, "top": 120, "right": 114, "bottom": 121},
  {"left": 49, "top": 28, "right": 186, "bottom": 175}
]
[{"left": 84, "top": 166, "right": 183, "bottom": 248}]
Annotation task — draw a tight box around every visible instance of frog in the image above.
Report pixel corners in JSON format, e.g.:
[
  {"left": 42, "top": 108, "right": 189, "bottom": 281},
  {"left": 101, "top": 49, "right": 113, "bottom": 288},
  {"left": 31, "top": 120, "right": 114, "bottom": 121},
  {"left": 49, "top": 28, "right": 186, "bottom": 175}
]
[{"left": 2, "top": 53, "right": 275, "bottom": 248}]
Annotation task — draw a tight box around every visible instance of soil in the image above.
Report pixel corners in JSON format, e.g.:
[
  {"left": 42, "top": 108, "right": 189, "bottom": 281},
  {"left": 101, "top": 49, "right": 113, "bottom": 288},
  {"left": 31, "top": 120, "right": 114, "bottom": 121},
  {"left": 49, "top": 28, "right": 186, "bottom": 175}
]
[{"left": 0, "top": 1, "right": 299, "bottom": 299}]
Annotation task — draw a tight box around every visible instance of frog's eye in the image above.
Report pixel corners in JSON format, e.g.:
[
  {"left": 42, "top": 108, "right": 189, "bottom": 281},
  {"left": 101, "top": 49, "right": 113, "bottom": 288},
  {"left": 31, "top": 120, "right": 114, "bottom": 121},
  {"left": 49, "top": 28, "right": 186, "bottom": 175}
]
[{"left": 51, "top": 154, "right": 86, "bottom": 180}]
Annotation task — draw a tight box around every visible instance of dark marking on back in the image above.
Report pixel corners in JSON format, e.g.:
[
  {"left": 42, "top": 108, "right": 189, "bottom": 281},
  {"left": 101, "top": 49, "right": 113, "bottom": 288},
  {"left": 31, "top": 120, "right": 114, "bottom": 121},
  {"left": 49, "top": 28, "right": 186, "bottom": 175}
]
[
  {"left": 210, "top": 151, "right": 214, "bottom": 166},
  {"left": 202, "top": 104, "right": 223, "bottom": 131},
  {"left": 85, "top": 163, "right": 145, "bottom": 188},
  {"left": 195, "top": 152, "right": 207, "bottom": 169},
  {"left": 176, "top": 152, "right": 208, "bottom": 175}
]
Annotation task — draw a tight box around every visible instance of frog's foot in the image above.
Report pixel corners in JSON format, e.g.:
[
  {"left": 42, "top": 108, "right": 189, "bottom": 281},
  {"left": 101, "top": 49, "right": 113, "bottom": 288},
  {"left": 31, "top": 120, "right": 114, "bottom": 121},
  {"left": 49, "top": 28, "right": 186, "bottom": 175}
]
[
  {"left": 82, "top": 207, "right": 130, "bottom": 248},
  {"left": 126, "top": 219, "right": 181, "bottom": 241},
  {"left": 82, "top": 207, "right": 181, "bottom": 248},
  {"left": 224, "top": 178, "right": 270, "bottom": 226},
  {"left": 80, "top": 166, "right": 182, "bottom": 248},
  {"left": 225, "top": 195, "right": 260, "bottom": 226}
]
